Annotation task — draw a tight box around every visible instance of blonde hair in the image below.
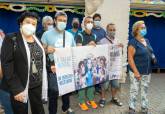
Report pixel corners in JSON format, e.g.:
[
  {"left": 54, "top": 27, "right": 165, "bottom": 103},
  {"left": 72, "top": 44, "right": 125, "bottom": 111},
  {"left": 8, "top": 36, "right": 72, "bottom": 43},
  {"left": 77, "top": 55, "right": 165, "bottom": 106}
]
[{"left": 132, "top": 20, "right": 145, "bottom": 37}]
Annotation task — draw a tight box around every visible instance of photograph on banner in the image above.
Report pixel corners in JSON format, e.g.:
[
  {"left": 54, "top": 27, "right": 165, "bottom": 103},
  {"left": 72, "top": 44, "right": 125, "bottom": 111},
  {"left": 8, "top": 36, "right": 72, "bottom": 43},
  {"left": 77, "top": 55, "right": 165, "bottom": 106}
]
[
  {"left": 54, "top": 47, "right": 75, "bottom": 96},
  {"left": 108, "top": 45, "right": 123, "bottom": 80},
  {"left": 72, "top": 45, "right": 109, "bottom": 90}
]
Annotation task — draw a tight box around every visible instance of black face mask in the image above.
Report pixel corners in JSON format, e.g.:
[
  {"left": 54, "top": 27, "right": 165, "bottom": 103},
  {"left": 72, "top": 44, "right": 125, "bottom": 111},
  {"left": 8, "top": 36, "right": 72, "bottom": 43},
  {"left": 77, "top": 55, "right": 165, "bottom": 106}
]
[{"left": 72, "top": 23, "right": 79, "bottom": 29}]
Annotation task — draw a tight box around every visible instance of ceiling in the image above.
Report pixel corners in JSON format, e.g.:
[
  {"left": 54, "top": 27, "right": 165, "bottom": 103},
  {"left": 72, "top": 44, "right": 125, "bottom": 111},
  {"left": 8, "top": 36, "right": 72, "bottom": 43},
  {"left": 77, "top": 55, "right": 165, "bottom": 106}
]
[{"left": 0, "top": 0, "right": 85, "bottom": 6}]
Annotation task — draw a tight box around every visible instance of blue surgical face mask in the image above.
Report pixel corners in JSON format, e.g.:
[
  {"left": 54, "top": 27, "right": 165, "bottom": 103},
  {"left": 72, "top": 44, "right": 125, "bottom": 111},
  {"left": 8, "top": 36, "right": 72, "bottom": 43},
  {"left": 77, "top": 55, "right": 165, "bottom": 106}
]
[
  {"left": 56, "top": 22, "right": 66, "bottom": 31},
  {"left": 47, "top": 25, "right": 54, "bottom": 30},
  {"left": 94, "top": 20, "right": 101, "bottom": 28},
  {"left": 140, "top": 29, "right": 147, "bottom": 37}
]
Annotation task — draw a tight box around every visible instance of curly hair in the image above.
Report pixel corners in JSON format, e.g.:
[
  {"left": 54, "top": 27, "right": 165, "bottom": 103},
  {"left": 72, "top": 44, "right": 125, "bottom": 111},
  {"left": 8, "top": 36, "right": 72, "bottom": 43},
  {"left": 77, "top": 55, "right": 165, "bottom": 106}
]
[{"left": 17, "top": 11, "right": 40, "bottom": 25}]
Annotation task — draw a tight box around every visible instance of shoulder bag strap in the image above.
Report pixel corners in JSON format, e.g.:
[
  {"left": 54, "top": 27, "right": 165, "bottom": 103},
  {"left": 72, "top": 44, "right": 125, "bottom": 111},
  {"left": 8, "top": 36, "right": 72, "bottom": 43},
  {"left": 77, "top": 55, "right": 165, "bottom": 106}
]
[{"left": 63, "top": 31, "right": 65, "bottom": 48}]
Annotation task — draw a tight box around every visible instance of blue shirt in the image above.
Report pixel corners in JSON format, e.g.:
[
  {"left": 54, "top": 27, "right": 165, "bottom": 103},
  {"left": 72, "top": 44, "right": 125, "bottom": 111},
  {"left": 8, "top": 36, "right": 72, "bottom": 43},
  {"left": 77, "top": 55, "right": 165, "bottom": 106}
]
[
  {"left": 41, "top": 28, "right": 76, "bottom": 61},
  {"left": 67, "top": 29, "right": 81, "bottom": 38},
  {"left": 128, "top": 38, "right": 153, "bottom": 75},
  {"left": 92, "top": 27, "right": 106, "bottom": 42}
]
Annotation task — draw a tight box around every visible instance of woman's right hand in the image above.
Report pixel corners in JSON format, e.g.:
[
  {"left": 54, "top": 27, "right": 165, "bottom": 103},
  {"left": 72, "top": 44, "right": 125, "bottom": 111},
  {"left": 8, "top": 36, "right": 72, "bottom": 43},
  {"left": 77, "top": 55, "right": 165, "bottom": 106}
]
[
  {"left": 134, "top": 72, "right": 141, "bottom": 80},
  {"left": 14, "top": 91, "right": 25, "bottom": 103}
]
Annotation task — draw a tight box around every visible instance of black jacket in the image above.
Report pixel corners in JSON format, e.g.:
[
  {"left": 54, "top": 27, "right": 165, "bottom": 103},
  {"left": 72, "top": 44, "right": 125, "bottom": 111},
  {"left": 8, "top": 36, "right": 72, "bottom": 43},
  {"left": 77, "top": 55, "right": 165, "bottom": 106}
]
[{"left": 1, "top": 32, "right": 28, "bottom": 96}]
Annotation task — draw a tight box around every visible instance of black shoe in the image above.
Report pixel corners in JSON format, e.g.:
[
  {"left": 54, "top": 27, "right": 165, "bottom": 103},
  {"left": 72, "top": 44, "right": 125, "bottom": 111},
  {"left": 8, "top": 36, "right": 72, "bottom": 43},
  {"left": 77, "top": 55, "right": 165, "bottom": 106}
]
[
  {"left": 129, "top": 107, "right": 136, "bottom": 114},
  {"left": 111, "top": 97, "right": 123, "bottom": 106}
]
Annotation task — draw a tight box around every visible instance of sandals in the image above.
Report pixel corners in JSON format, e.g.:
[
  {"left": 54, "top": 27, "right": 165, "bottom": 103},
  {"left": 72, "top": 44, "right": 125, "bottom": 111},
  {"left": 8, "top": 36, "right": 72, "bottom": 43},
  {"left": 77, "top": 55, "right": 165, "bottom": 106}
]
[
  {"left": 111, "top": 97, "right": 123, "bottom": 106},
  {"left": 99, "top": 99, "right": 106, "bottom": 107},
  {"left": 129, "top": 107, "right": 136, "bottom": 114}
]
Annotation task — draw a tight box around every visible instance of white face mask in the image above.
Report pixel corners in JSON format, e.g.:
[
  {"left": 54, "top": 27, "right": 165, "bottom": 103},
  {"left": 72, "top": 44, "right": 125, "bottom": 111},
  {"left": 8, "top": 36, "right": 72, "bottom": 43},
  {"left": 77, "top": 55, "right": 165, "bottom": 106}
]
[
  {"left": 21, "top": 24, "right": 36, "bottom": 36},
  {"left": 47, "top": 25, "right": 54, "bottom": 30},
  {"left": 56, "top": 22, "right": 66, "bottom": 31},
  {"left": 86, "top": 23, "right": 93, "bottom": 30}
]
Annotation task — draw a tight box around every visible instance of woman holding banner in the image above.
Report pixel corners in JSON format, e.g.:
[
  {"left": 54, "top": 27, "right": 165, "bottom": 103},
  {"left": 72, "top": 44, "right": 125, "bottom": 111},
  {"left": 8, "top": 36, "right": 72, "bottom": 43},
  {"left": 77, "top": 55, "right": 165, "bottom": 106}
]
[{"left": 128, "top": 20, "right": 156, "bottom": 114}]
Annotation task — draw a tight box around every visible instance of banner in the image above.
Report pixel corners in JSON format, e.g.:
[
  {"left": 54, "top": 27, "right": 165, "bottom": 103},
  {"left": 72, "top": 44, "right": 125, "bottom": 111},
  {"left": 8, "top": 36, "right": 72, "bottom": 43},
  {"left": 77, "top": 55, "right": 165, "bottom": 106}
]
[
  {"left": 54, "top": 45, "right": 122, "bottom": 96},
  {"left": 108, "top": 45, "right": 123, "bottom": 80},
  {"left": 54, "top": 48, "right": 75, "bottom": 96}
]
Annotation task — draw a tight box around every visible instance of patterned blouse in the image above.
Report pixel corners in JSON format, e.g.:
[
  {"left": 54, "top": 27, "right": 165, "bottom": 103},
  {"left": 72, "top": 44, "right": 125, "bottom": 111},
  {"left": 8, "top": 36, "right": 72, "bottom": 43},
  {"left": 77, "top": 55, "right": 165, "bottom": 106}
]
[{"left": 27, "top": 41, "right": 43, "bottom": 89}]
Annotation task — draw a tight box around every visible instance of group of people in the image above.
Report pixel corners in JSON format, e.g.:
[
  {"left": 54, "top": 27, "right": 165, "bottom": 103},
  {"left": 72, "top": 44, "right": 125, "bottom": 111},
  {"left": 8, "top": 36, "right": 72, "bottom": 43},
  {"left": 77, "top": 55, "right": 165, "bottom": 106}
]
[{"left": 0, "top": 11, "right": 156, "bottom": 114}]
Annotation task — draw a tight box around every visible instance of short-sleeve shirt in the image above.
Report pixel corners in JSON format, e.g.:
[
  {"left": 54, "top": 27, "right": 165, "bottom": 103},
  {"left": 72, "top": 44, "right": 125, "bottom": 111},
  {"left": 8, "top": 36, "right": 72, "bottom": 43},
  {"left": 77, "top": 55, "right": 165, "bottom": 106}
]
[
  {"left": 67, "top": 29, "right": 81, "bottom": 42},
  {"left": 92, "top": 27, "right": 106, "bottom": 42},
  {"left": 128, "top": 38, "right": 153, "bottom": 74},
  {"left": 41, "top": 28, "right": 76, "bottom": 61},
  {"left": 75, "top": 31, "right": 96, "bottom": 46},
  {"left": 67, "top": 29, "right": 81, "bottom": 38}
]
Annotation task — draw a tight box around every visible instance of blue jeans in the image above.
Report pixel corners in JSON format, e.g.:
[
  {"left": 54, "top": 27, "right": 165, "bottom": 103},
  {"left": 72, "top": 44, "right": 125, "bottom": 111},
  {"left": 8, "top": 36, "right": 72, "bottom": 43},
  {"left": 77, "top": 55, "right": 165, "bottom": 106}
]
[{"left": 0, "top": 90, "right": 13, "bottom": 114}]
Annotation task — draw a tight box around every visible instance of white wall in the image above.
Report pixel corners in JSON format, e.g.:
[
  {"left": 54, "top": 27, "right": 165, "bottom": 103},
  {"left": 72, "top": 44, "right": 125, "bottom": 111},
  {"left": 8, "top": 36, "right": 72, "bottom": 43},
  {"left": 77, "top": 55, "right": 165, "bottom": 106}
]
[{"left": 85, "top": 0, "right": 130, "bottom": 82}]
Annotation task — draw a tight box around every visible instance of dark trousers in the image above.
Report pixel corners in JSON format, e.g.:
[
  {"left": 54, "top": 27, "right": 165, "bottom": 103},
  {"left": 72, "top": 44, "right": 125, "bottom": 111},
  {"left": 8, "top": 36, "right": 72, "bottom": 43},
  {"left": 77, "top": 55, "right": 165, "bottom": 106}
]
[
  {"left": 10, "top": 85, "right": 45, "bottom": 114},
  {"left": 48, "top": 73, "right": 70, "bottom": 114}
]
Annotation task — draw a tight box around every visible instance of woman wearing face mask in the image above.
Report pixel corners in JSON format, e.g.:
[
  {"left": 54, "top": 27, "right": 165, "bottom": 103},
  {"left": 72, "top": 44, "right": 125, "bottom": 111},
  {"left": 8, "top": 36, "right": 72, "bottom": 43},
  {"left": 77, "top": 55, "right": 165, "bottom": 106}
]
[
  {"left": 67, "top": 18, "right": 81, "bottom": 39},
  {"left": 1, "top": 12, "right": 48, "bottom": 114},
  {"left": 128, "top": 21, "right": 156, "bottom": 114}
]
